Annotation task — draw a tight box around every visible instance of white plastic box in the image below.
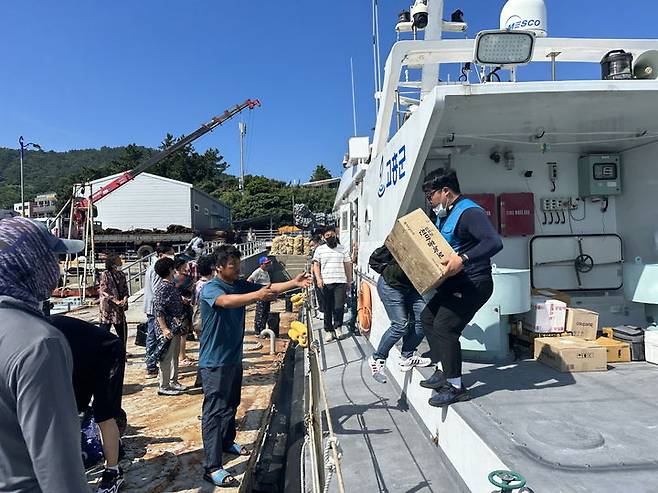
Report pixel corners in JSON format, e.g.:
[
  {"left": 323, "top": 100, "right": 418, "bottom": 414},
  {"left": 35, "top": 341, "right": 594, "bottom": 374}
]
[
  {"left": 645, "top": 330, "right": 658, "bottom": 365},
  {"left": 521, "top": 296, "right": 567, "bottom": 333}
]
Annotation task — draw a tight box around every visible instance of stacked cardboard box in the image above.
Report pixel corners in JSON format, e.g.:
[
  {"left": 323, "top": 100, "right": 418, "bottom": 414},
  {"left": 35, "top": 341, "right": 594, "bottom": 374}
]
[
  {"left": 520, "top": 296, "right": 567, "bottom": 333},
  {"left": 565, "top": 308, "right": 599, "bottom": 340}
]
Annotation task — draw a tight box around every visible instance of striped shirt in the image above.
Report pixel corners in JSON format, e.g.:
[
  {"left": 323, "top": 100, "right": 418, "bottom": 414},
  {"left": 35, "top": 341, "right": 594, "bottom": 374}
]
[{"left": 313, "top": 244, "right": 350, "bottom": 284}]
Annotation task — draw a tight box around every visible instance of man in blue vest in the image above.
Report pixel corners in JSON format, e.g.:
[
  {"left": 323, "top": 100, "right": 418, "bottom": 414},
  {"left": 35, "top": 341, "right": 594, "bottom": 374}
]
[{"left": 419, "top": 168, "right": 503, "bottom": 406}]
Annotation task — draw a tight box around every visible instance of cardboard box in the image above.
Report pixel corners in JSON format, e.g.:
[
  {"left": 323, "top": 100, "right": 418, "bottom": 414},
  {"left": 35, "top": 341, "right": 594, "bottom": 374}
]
[
  {"left": 595, "top": 336, "right": 631, "bottom": 363},
  {"left": 521, "top": 297, "right": 568, "bottom": 333},
  {"left": 515, "top": 326, "right": 566, "bottom": 342},
  {"left": 565, "top": 308, "right": 599, "bottom": 340},
  {"left": 385, "top": 209, "right": 455, "bottom": 295},
  {"left": 534, "top": 336, "right": 607, "bottom": 372},
  {"left": 532, "top": 288, "right": 571, "bottom": 305}
]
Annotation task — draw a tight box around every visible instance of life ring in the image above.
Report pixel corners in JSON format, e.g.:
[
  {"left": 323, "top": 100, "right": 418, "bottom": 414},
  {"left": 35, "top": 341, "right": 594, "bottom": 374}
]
[{"left": 357, "top": 281, "right": 373, "bottom": 333}]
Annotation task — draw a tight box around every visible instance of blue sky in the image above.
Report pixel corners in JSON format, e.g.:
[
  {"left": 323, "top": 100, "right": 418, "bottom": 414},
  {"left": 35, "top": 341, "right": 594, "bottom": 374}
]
[{"left": 1, "top": 1, "right": 655, "bottom": 183}]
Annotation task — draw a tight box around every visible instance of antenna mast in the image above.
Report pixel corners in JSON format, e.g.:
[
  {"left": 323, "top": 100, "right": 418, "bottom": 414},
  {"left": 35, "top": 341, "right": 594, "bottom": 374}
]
[
  {"left": 350, "top": 57, "right": 358, "bottom": 136},
  {"left": 239, "top": 121, "right": 246, "bottom": 195},
  {"left": 371, "top": 0, "right": 382, "bottom": 112}
]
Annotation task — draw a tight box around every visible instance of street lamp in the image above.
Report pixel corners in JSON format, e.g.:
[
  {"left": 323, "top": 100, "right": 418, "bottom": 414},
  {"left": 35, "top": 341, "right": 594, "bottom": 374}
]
[{"left": 18, "top": 136, "right": 42, "bottom": 217}]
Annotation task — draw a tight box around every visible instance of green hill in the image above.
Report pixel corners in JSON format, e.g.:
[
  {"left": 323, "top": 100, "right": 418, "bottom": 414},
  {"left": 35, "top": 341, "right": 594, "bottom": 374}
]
[
  {"left": 0, "top": 145, "right": 337, "bottom": 228},
  {"left": 0, "top": 146, "right": 147, "bottom": 209}
]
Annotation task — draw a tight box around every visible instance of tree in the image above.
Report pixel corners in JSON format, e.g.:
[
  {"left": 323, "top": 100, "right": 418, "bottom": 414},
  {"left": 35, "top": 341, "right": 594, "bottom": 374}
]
[{"left": 310, "top": 164, "right": 332, "bottom": 182}]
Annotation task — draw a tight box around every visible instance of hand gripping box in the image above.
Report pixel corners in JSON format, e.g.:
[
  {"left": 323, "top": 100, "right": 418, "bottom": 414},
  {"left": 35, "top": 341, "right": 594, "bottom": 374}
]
[{"left": 385, "top": 209, "right": 456, "bottom": 295}]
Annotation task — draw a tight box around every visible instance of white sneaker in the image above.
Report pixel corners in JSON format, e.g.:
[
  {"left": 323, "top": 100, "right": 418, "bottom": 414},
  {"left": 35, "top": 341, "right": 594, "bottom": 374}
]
[
  {"left": 158, "top": 388, "right": 182, "bottom": 396},
  {"left": 324, "top": 331, "right": 336, "bottom": 343},
  {"left": 369, "top": 356, "right": 387, "bottom": 383},
  {"left": 399, "top": 354, "right": 433, "bottom": 372},
  {"left": 170, "top": 382, "right": 188, "bottom": 392},
  {"left": 316, "top": 312, "right": 324, "bottom": 320}
]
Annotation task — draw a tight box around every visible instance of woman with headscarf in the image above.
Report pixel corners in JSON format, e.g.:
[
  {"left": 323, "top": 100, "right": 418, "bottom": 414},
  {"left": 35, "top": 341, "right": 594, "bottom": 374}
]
[
  {"left": 0, "top": 217, "right": 89, "bottom": 492},
  {"left": 99, "top": 253, "right": 129, "bottom": 350}
]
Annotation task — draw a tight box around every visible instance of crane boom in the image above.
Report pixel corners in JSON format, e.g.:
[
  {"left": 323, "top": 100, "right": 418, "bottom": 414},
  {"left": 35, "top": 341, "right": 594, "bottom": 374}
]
[{"left": 79, "top": 98, "right": 260, "bottom": 208}]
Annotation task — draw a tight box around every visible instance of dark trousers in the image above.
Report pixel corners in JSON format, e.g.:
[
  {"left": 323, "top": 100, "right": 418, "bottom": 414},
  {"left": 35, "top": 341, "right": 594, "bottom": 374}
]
[
  {"left": 254, "top": 300, "right": 271, "bottom": 334},
  {"left": 100, "top": 319, "right": 128, "bottom": 351},
  {"left": 322, "top": 283, "right": 346, "bottom": 332},
  {"left": 200, "top": 364, "right": 243, "bottom": 472},
  {"left": 420, "top": 277, "right": 493, "bottom": 379},
  {"left": 145, "top": 315, "right": 158, "bottom": 372}
]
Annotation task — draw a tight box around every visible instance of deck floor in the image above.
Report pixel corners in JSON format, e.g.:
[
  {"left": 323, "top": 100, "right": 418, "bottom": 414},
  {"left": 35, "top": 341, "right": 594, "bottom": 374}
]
[{"left": 314, "top": 321, "right": 466, "bottom": 493}]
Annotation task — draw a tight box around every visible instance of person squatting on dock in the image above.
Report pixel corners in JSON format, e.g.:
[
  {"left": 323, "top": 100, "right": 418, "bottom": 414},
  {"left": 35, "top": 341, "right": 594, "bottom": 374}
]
[
  {"left": 367, "top": 245, "right": 432, "bottom": 383},
  {"left": 143, "top": 243, "right": 175, "bottom": 378},
  {"left": 198, "top": 244, "right": 311, "bottom": 488},
  {"left": 312, "top": 227, "right": 353, "bottom": 342},
  {"left": 0, "top": 217, "right": 90, "bottom": 492},
  {"left": 247, "top": 255, "right": 273, "bottom": 335},
  {"left": 419, "top": 169, "right": 503, "bottom": 407},
  {"left": 99, "top": 253, "right": 129, "bottom": 351},
  {"left": 49, "top": 315, "right": 127, "bottom": 493}
]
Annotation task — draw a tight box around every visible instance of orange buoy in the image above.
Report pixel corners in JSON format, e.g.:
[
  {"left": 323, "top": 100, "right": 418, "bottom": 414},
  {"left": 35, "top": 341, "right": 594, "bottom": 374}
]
[{"left": 357, "top": 281, "right": 373, "bottom": 333}]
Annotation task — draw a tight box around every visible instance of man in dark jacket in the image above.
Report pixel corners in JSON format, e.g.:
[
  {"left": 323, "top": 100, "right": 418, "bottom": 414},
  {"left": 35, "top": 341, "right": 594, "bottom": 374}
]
[
  {"left": 419, "top": 169, "right": 503, "bottom": 407},
  {"left": 0, "top": 217, "right": 89, "bottom": 492},
  {"left": 368, "top": 246, "right": 431, "bottom": 383}
]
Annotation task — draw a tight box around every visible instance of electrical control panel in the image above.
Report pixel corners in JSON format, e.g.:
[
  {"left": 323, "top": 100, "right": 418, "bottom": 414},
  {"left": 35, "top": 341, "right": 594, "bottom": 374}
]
[
  {"left": 578, "top": 154, "right": 622, "bottom": 197},
  {"left": 540, "top": 197, "right": 575, "bottom": 211}
]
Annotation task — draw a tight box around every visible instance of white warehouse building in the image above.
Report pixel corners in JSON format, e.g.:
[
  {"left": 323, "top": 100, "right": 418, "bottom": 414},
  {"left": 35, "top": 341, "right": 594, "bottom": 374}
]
[{"left": 80, "top": 172, "right": 232, "bottom": 231}]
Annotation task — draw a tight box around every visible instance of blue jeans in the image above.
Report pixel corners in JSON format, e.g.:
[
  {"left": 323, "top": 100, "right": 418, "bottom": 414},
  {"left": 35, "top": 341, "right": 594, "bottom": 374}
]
[
  {"left": 373, "top": 276, "right": 426, "bottom": 360},
  {"left": 145, "top": 314, "right": 158, "bottom": 372}
]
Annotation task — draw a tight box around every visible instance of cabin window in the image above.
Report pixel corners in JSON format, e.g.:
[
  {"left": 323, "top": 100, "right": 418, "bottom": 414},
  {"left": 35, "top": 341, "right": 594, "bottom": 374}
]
[
  {"left": 194, "top": 204, "right": 200, "bottom": 212},
  {"left": 204, "top": 208, "right": 209, "bottom": 215},
  {"left": 342, "top": 211, "right": 348, "bottom": 231}
]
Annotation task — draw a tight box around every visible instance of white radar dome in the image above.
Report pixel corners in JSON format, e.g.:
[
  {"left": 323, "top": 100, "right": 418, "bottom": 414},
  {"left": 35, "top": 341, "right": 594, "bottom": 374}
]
[{"left": 500, "top": 0, "right": 547, "bottom": 37}]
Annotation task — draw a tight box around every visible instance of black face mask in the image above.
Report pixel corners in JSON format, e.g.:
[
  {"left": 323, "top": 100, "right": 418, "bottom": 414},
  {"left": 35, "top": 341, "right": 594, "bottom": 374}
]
[{"left": 326, "top": 237, "right": 338, "bottom": 248}]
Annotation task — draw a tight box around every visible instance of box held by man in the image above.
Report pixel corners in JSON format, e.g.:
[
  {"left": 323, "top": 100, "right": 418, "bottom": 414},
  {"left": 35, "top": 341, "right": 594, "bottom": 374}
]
[
  {"left": 385, "top": 209, "right": 455, "bottom": 295},
  {"left": 534, "top": 336, "right": 607, "bottom": 372}
]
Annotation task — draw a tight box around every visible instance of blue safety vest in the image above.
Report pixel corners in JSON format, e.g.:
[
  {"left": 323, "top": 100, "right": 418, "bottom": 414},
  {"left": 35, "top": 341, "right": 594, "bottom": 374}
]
[{"left": 436, "top": 198, "right": 482, "bottom": 252}]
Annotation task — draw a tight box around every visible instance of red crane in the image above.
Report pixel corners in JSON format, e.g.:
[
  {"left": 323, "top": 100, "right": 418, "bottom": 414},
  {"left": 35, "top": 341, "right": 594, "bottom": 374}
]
[{"left": 74, "top": 99, "right": 260, "bottom": 223}]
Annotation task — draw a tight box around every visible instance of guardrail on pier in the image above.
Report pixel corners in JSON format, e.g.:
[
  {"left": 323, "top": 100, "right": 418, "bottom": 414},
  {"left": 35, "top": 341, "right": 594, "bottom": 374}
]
[{"left": 120, "top": 240, "right": 268, "bottom": 296}]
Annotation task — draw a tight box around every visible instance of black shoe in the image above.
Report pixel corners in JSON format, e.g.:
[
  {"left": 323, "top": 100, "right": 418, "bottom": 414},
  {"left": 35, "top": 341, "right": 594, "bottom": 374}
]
[
  {"left": 419, "top": 369, "right": 449, "bottom": 390},
  {"left": 97, "top": 467, "right": 124, "bottom": 493},
  {"left": 428, "top": 385, "right": 470, "bottom": 407}
]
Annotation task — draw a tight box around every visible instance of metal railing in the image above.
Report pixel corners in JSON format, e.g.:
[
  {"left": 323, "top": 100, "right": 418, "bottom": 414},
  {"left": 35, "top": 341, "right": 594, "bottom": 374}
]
[
  {"left": 119, "top": 240, "right": 268, "bottom": 296},
  {"left": 301, "top": 298, "right": 346, "bottom": 493}
]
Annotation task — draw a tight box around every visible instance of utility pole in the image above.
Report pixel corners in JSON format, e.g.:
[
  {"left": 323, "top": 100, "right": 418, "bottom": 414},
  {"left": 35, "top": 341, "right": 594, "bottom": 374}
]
[
  {"left": 239, "top": 122, "right": 246, "bottom": 194},
  {"left": 18, "top": 136, "right": 42, "bottom": 217}
]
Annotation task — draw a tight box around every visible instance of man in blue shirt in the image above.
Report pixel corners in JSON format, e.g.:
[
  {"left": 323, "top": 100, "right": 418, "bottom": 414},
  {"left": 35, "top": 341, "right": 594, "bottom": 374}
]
[
  {"left": 199, "top": 244, "right": 311, "bottom": 487},
  {"left": 419, "top": 168, "right": 503, "bottom": 407}
]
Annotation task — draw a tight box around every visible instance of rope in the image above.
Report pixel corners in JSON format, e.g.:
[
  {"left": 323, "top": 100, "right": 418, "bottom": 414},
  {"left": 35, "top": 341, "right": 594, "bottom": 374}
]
[
  {"left": 322, "top": 437, "right": 335, "bottom": 493},
  {"left": 300, "top": 437, "right": 308, "bottom": 493}
]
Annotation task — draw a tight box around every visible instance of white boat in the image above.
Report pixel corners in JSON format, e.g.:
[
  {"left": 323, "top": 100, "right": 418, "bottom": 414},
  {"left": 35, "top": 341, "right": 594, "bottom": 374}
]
[{"left": 327, "top": 1, "right": 658, "bottom": 491}]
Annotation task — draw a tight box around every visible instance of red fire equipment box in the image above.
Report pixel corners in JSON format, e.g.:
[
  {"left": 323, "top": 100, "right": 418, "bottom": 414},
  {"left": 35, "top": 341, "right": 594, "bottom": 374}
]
[
  {"left": 464, "top": 194, "right": 497, "bottom": 228},
  {"left": 498, "top": 192, "right": 535, "bottom": 237}
]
